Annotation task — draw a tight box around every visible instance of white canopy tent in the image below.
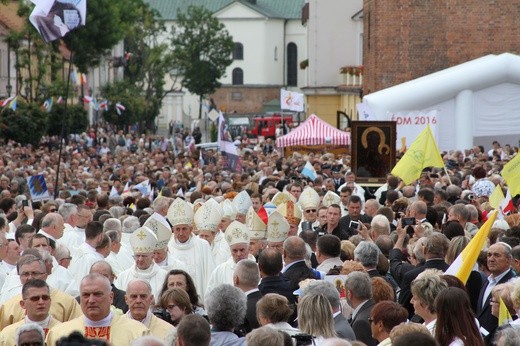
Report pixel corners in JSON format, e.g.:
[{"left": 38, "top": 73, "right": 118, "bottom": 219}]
[{"left": 363, "top": 53, "right": 520, "bottom": 151}]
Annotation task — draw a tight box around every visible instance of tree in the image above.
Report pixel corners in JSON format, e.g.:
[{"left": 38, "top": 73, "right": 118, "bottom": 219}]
[
  {"left": 0, "top": 103, "right": 47, "bottom": 146},
  {"left": 47, "top": 104, "right": 88, "bottom": 136},
  {"left": 100, "top": 80, "right": 147, "bottom": 130},
  {"left": 170, "top": 6, "right": 234, "bottom": 119},
  {"left": 122, "top": 2, "right": 175, "bottom": 129}
]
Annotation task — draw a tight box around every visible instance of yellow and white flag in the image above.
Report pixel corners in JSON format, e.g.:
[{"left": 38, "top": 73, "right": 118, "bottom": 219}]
[
  {"left": 489, "top": 185, "right": 505, "bottom": 209},
  {"left": 391, "top": 125, "right": 444, "bottom": 185},
  {"left": 445, "top": 210, "right": 498, "bottom": 284},
  {"left": 499, "top": 296, "right": 513, "bottom": 326}
]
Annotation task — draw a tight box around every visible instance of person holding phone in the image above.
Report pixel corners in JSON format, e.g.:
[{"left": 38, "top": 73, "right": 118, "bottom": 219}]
[{"left": 339, "top": 195, "right": 372, "bottom": 239}]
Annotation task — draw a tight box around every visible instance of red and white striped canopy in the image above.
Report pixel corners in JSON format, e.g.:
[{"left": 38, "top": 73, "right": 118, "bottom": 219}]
[{"left": 276, "top": 114, "right": 351, "bottom": 147}]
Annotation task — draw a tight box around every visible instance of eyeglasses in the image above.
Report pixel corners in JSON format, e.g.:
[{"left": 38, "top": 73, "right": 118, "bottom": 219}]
[
  {"left": 368, "top": 318, "right": 374, "bottom": 324},
  {"left": 166, "top": 304, "right": 177, "bottom": 310},
  {"left": 305, "top": 209, "right": 317, "bottom": 213},
  {"left": 20, "top": 272, "right": 45, "bottom": 278},
  {"left": 25, "top": 295, "right": 51, "bottom": 302}
]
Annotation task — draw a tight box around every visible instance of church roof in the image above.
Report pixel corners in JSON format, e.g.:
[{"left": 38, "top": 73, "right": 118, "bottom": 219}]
[{"left": 145, "top": 0, "right": 304, "bottom": 20}]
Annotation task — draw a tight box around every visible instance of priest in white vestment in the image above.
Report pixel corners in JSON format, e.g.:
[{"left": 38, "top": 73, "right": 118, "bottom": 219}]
[
  {"left": 206, "top": 221, "right": 250, "bottom": 297},
  {"left": 232, "top": 190, "right": 252, "bottom": 224},
  {"left": 68, "top": 221, "right": 105, "bottom": 288},
  {"left": 167, "top": 198, "right": 215, "bottom": 298},
  {"left": 115, "top": 226, "right": 167, "bottom": 303},
  {"left": 58, "top": 204, "right": 91, "bottom": 251},
  {"left": 143, "top": 216, "right": 185, "bottom": 272},
  {"left": 245, "top": 206, "right": 268, "bottom": 261},
  {"left": 297, "top": 186, "right": 322, "bottom": 234},
  {"left": 196, "top": 199, "right": 230, "bottom": 266}
]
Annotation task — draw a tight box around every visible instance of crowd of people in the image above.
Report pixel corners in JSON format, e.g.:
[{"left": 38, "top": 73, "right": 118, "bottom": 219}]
[{"left": 0, "top": 125, "right": 520, "bottom": 346}]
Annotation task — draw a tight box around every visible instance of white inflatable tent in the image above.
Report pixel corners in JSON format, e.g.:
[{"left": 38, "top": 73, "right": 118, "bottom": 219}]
[{"left": 363, "top": 53, "right": 520, "bottom": 151}]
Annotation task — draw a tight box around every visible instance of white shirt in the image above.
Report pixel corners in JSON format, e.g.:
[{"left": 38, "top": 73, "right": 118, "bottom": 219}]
[{"left": 168, "top": 234, "right": 215, "bottom": 299}]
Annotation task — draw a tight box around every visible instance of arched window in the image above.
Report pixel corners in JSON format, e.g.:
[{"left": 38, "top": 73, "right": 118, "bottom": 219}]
[
  {"left": 233, "top": 42, "right": 244, "bottom": 60},
  {"left": 232, "top": 68, "right": 243, "bottom": 85},
  {"left": 287, "top": 42, "right": 297, "bottom": 86}
]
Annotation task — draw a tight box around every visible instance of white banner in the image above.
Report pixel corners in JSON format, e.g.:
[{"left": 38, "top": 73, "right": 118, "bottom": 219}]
[
  {"left": 356, "top": 102, "right": 377, "bottom": 121},
  {"left": 280, "top": 89, "right": 304, "bottom": 112},
  {"left": 386, "top": 109, "right": 439, "bottom": 153},
  {"left": 29, "top": 0, "right": 87, "bottom": 43}
]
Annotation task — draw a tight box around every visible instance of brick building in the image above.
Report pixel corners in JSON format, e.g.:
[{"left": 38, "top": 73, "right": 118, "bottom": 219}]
[{"left": 363, "top": 0, "right": 520, "bottom": 95}]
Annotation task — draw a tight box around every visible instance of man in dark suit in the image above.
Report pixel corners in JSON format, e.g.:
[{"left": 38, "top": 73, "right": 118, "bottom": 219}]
[
  {"left": 281, "top": 236, "right": 318, "bottom": 293},
  {"left": 339, "top": 195, "right": 372, "bottom": 239},
  {"left": 317, "top": 204, "right": 349, "bottom": 240},
  {"left": 345, "top": 271, "right": 377, "bottom": 346},
  {"left": 257, "top": 248, "right": 296, "bottom": 307},
  {"left": 234, "top": 259, "right": 262, "bottom": 334},
  {"left": 476, "top": 242, "right": 515, "bottom": 345},
  {"left": 301, "top": 280, "right": 355, "bottom": 341},
  {"left": 398, "top": 233, "right": 450, "bottom": 318}
]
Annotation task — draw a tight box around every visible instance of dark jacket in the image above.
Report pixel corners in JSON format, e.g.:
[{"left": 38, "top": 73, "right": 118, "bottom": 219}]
[
  {"left": 282, "top": 260, "right": 318, "bottom": 293},
  {"left": 398, "top": 258, "right": 449, "bottom": 318},
  {"left": 339, "top": 214, "right": 373, "bottom": 238},
  {"left": 477, "top": 268, "right": 515, "bottom": 345},
  {"left": 350, "top": 299, "right": 377, "bottom": 346}
]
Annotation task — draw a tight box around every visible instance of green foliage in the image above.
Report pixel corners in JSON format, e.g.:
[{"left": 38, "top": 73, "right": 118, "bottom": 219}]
[
  {"left": 100, "top": 80, "right": 147, "bottom": 129},
  {"left": 171, "top": 5, "right": 234, "bottom": 117},
  {"left": 0, "top": 103, "right": 47, "bottom": 146},
  {"left": 46, "top": 104, "right": 88, "bottom": 136},
  {"left": 63, "top": 0, "right": 141, "bottom": 73},
  {"left": 122, "top": 2, "right": 174, "bottom": 128}
]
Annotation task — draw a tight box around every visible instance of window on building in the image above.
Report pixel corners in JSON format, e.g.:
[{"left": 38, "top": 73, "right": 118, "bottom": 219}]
[
  {"left": 232, "top": 68, "right": 243, "bottom": 85},
  {"left": 233, "top": 42, "right": 244, "bottom": 60},
  {"left": 287, "top": 42, "right": 297, "bottom": 86}
]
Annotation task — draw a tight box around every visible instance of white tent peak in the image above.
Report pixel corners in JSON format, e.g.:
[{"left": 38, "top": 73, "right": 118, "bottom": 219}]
[{"left": 363, "top": 52, "right": 520, "bottom": 150}]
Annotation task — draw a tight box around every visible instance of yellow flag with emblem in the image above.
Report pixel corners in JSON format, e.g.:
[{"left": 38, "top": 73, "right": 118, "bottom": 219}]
[
  {"left": 501, "top": 153, "right": 520, "bottom": 196},
  {"left": 391, "top": 125, "right": 445, "bottom": 185}
]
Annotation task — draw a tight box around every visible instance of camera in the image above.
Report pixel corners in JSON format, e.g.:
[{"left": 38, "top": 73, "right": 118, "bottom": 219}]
[
  {"left": 301, "top": 221, "right": 313, "bottom": 232},
  {"left": 401, "top": 217, "right": 415, "bottom": 226},
  {"left": 349, "top": 220, "right": 359, "bottom": 229},
  {"left": 22, "top": 200, "right": 29, "bottom": 207},
  {"left": 468, "top": 193, "right": 475, "bottom": 200}
]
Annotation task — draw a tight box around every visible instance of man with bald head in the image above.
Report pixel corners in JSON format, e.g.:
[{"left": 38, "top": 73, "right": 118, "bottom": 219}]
[
  {"left": 125, "top": 279, "right": 175, "bottom": 343},
  {"left": 38, "top": 212, "right": 65, "bottom": 246},
  {"left": 46, "top": 273, "right": 150, "bottom": 344},
  {"left": 89, "top": 261, "right": 128, "bottom": 313},
  {"left": 281, "top": 236, "right": 319, "bottom": 292}
]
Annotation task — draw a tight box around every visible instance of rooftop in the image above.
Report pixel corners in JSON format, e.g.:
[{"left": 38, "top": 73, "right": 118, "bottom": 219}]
[{"left": 145, "top": 0, "right": 305, "bottom": 20}]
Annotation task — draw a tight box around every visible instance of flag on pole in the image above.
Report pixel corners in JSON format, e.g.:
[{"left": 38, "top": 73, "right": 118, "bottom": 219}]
[
  {"left": 29, "top": 0, "right": 87, "bottom": 43},
  {"left": 391, "top": 125, "right": 445, "bottom": 185},
  {"left": 99, "top": 100, "right": 108, "bottom": 111},
  {"left": 280, "top": 89, "right": 304, "bottom": 112},
  {"left": 301, "top": 161, "right": 317, "bottom": 181},
  {"left": 42, "top": 97, "right": 53, "bottom": 113},
  {"left": 7, "top": 97, "right": 17, "bottom": 111},
  {"left": 502, "top": 154, "right": 520, "bottom": 197},
  {"left": 115, "top": 103, "right": 125, "bottom": 115},
  {"left": 123, "top": 181, "right": 130, "bottom": 194},
  {"left": 489, "top": 185, "right": 505, "bottom": 209},
  {"left": 57, "top": 96, "right": 63, "bottom": 104},
  {"left": 109, "top": 185, "right": 119, "bottom": 197},
  {"left": 199, "top": 150, "right": 205, "bottom": 167},
  {"left": 499, "top": 296, "right": 513, "bottom": 326},
  {"left": 499, "top": 189, "right": 514, "bottom": 218},
  {"left": 133, "top": 179, "right": 150, "bottom": 196},
  {"left": 445, "top": 210, "right": 498, "bottom": 284},
  {"left": 1, "top": 96, "right": 15, "bottom": 107},
  {"left": 83, "top": 96, "right": 93, "bottom": 104}
]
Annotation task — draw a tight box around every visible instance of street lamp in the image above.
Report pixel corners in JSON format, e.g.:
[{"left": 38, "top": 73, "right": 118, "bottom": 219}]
[{"left": 5, "top": 84, "right": 12, "bottom": 97}]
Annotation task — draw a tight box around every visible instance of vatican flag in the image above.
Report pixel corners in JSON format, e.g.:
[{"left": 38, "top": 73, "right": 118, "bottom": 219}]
[
  {"left": 445, "top": 210, "right": 497, "bottom": 284},
  {"left": 391, "top": 125, "right": 444, "bottom": 185}
]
